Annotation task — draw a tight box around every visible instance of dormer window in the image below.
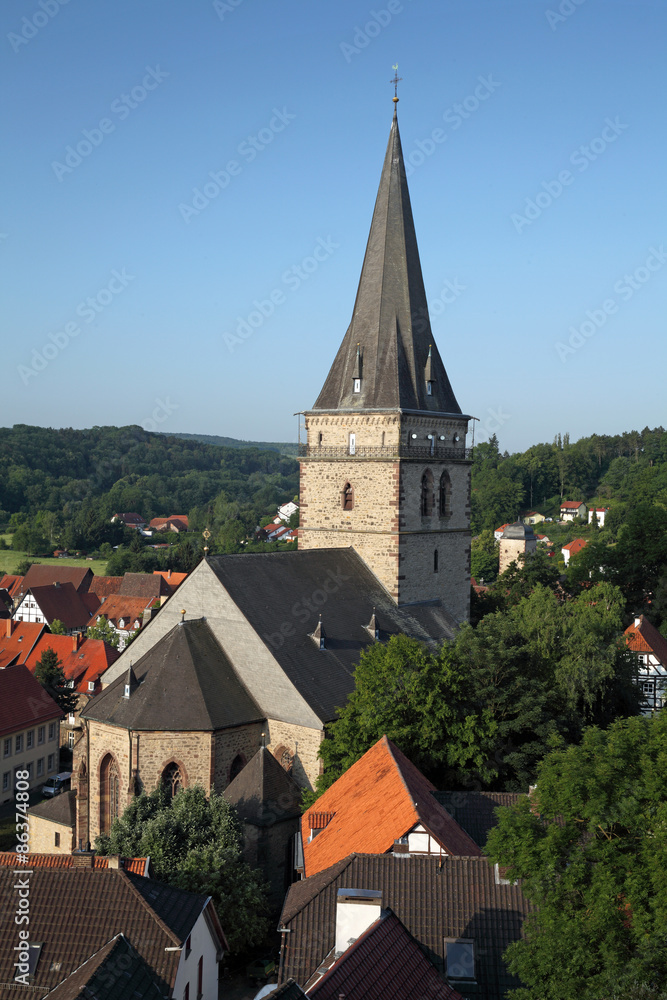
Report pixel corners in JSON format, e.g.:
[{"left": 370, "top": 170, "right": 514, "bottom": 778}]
[
  {"left": 124, "top": 683, "right": 130, "bottom": 699},
  {"left": 426, "top": 381, "right": 433, "bottom": 395},
  {"left": 353, "top": 378, "right": 361, "bottom": 393}
]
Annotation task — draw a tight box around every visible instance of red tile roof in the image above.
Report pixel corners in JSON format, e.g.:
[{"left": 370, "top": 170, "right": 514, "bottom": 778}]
[
  {"left": 22, "top": 564, "right": 93, "bottom": 592},
  {"left": 86, "top": 575, "right": 124, "bottom": 598},
  {"left": 149, "top": 514, "right": 189, "bottom": 531},
  {"left": 560, "top": 501, "right": 585, "bottom": 510},
  {"left": 17, "top": 582, "right": 95, "bottom": 630},
  {"left": 625, "top": 615, "right": 667, "bottom": 665},
  {"left": 308, "top": 909, "right": 464, "bottom": 1000},
  {"left": 153, "top": 569, "right": 188, "bottom": 591},
  {"left": 562, "top": 538, "right": 587, "bottom": 555},
  {"left": 0, "top": 663, "right": 62, "bottom": 737},
  {"left": 0, "top": 853, "right": 149, "bottom": 875},
  {"left": 0, "top": 574, "right": 24, "bottom": 599},
  {"left": 94, "top": 595, "right": 150, "bottom": 630},
  {"left": 22, "top": 634, "right": 120, "bottom": 692},
  {"left": 0, "top": 620, "right": 46, "bottom": 668},
  {"left": 302, "top": 736, "right": 481, "bottom": 877}
]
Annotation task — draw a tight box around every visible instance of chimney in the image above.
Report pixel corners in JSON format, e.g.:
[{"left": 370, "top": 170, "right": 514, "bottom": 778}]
[
  {"left": 54, "top": 581, "right": 61, "bottom": 589},
  {"left": 335, "top": 889, "right": 382, "bottom": 956},
  {"left": 634, "top": 615, "right": 642, "bottom": 628},
  {"left": 5, "top": 619, "right": 12, "bottom": 638},
  {"left": 72, "top": 851, "right": 96, "bottom": 868},
  {"left": 72, "top": 632, "right": 81, "bottom": 652},
  {"left": 106, "top": 855, "right": 121, "bottom": 869}
]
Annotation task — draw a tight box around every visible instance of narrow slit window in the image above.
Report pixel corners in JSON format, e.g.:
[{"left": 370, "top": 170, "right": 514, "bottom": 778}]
[{"left": 349, "top": 433, "right": 356, "bottom": 455}]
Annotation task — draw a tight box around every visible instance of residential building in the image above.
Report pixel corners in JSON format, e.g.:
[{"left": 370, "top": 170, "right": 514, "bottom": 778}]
[
  {"left": 149, "top": 514, "right": 189, "bottom": 533},
  {"left": 498, "top": 522, "right": 537, "bottom": 575},
  {"left": 110, "top": 512, "right": 146, "bottom": 529},
  {"left": 561, "top": 538, "right": 587, "bottom": 566},
  {"left": 118, "top": 571, "right": 172, "bottom": 603},
  {"left": 86, "top": 575, "right": 124, "bottom": 600},
  {"left": 0, "top": 863, "right": 226, "bottom": 999},
  {"left": 588, "top": 506, "right": 609, "bottom": 527},
  {"left": 153, "top": 568, "right": 188, "bottom": 593},
  {"left": 493, "top": 523, "right": 510, "bottom": 542},
  {"left": 92, "top": 594, "right": 154, "bottom": 648},
  {"left": 13, "top": 582, "right": 97, "bottom": 633},
  {"left": 559, "top": 501, "right": 587, "bottom": 522},
  {"left": 278, "top": 853, "right": 532, "bottom": 1000},
  {"left": 624, "top": 614, "right": 667, "bottom": 713},
  {"left": 21, "top": 563, "right": 93, "bottom": 593},
  {"left": 277, "top": 501, "right": 299, "bottom": 522},
  {"left": 0, "top": 619, "right": 45, "bottom": 668},
  {"left": 301, "top": 736, "right": 480, "bottom": 878},
  {"left": 0, "top": 663, "right": 63, "bottom": 803},
  {"left": 521, "top": 511, "right": 545, "bottom": 525}
]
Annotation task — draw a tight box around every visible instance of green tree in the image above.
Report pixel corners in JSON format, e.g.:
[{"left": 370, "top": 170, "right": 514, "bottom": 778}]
[
  {"left": 86, "top": 618, "right": 120, "bottom": 649},
  {"left": 34, "top": 647, "right": 78, "bottom": 714},
  {"left": 96, "top": 784, "right": 269, "bottom": 953},
  {"left": 470, "top": 530, "right": 499, "bottom": 583},
  {"left": 49, "top": 619, "right": 67, "bottom": 635},
  {"left": 486, "top": 713, "right": 667, "bottom": 999},
  {"left": 309, "top": 635, "right": 497, "bottom": 803}
]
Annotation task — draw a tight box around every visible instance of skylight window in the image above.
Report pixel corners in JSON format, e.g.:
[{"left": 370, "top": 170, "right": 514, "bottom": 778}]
[{"left": 445, "top": 939, "right": 475, "bottom": 980}]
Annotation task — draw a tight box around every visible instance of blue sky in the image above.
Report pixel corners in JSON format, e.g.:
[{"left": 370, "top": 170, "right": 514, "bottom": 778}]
[{"left": 2, "top": 0, "right": 665, "bottom": 452}]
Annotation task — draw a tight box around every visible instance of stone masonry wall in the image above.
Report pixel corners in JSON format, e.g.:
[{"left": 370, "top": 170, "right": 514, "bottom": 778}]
[
  {"left": 265, "top": 719, "right": 324, "bottom": 791},
  {"left": 212, "top": 722, "right": 265, "bottom": 793},
  {"left": 28, "top": 814, "right": 73, "bottom": 854}
]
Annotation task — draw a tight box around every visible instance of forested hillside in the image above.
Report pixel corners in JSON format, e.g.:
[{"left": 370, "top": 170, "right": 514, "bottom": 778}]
[{"left": 169, "top": 430, "right": 297, "bottom": 456}]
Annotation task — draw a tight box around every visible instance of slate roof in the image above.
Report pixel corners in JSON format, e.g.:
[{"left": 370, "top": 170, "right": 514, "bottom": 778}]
[
  {"left": 307, "top": 909, "right": 464, "bottom": 1000},
  {"left": 19, "top": 583, "right": 94, "bottom": 630},
  {"left": 22, "top": 564, "right": 93, "bottom": 593},
  {"left": 625, "top": 614, "right": 667, "bottom": 664},
  {"left": 28, "top": 789, "right": 77, "bottom": 827},
  {"left": 302, "top": 737, "right": 481, "bottom": 877},
  {"left": 0, "top": 620, "right": 45, "bottom": 668},
  {"left": 46, "top": 934, "right": 164, "bottom": 1000},
  {"left": 0, "top": 663, "right": 62, "bottom": 738},
  {"left": 224, "top": 746, "right": 303, "bottom": 827},
  {"left": 279, "top": 854, "right": 532, "bottom": 1000},
  {"left": 312, "top": 110, "right": 462, "bottom": 416},
  {"left": 207, "top": 548, "right": 459, "bottom": 724},
  {"left": 118, "top": 572, "right": 171, "bottom": 599},
  {"left": 432, "top": 792, "right": 523, "bottom": 850},
  {"left": 0, "top": 868, "right": 216, "bottom": 999},
  {"left": 82, "top": 617, "right": 263, "bottom": 732}
]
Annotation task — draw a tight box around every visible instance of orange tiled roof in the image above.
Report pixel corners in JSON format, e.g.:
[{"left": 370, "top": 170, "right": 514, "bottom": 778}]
[
  {"left": 86, "top": 576, "right": 124, "bottom": 598},
  {"left": 560, "top": 501, "right": 585, "bottom": 510},
  {"left": 0, "top": 620, "right": 46, "bottom": 668},
  {"left": 94, "top": 595, "right": 151, "bottom": 630},
  {"left": 302, "top": 736, "right": 481, "bottom": 878},
  {"left": 22, "top": 634, "right": 120, "bottom": 692},
  {"left": 625, "top": 615, "right": 667, "bottom": 665},
  {"left": 0, "top": 574, "right": 24, "bottom": 599},
  {"left": 0, "top": 853, "right": 149, "bottom": 874},
  {"left": 562, "top": 538, "right": 587, "bottom": 555},
  {"left": 153, "top": 570, "right": 188, "bottom": 589}
]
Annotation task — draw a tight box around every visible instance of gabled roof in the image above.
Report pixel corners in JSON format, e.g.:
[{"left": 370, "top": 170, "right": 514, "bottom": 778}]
[
  {"left": 308, "top": 909, "right": 464, "bottom": 1000},
  {"left": 432, "top": 792, "right": 523, "bottom": 850},
  {"left": 153, "top": 569, "right": 188, "bottom": 592},
  {"left": 0, "top": 868, "right": 220, "bottom": 997},
  {"left": 46, "top": 934, "right": 164, "bottom": 1000},
  {"left": 94, "top": 594, "right": 151, "bottom": 629},
  {"left": 0, "top": 663, "right": 62, "bottom": 738},
  {"left": 18, "top": 582, "right": 94, "bottom": 630},
  {"left": 0, "top": 620, "right": 45, "bottom": 668},
  {"left": 311, "top": 111, "right": 462, "bottom": 416},
  {"left": 562, "top": 538, "right": 587, "bottom": 555},
  {"left": 22, "top": 635, "right": 119, "bottom": 692},
  {"left": 28, "top": 789, "right": 77, "bottom": 827},
  {"left": 86, "top": 576, "right": 124, "bottom": 598},
  {"left": 302, "top": 736, "right": 481, "bottom": 876},
  {"left": 82, "top": 617, "right": 263, "bottom": 732},
  {"left": 118, "top": 572, "right": 171, "bottom": 599},
  {"left": 0, "top": 574, "right": 23, "bottom": 599},
  {"left": 22, "top": 564, "right": 93, "bottom": 592},
  {"left": 279, "top": 854, "right": 532, "bottom": 999},
  {"left": 224, "top": 746, "right": 303, "bottom": 827},
  {"left": 625, "top": 614, "right": 667, "bottom": 665},
  {"left": 560, "top": 500, "right": 585, "bottom": 510}
]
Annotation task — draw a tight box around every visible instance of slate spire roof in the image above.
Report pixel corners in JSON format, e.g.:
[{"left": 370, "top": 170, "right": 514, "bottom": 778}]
[
  {"left": 313, "top": 110, "right": 462, "bottom": 415},
  {"left": 224, "top": 746, "right": 303, "bottom": 827}
]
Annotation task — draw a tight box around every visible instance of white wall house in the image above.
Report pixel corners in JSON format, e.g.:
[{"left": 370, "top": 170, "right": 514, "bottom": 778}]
[
  {"left": 625, "top": 615, "right": 667, "bottom": 714},
  {"left": 588, "top": 507, "right": 609, "bottom": 527},
  {"left": 171, "top": 903, "right": 226, "bottom": 1000}
]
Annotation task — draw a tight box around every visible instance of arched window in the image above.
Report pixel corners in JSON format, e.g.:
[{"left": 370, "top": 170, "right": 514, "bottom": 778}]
[
  {"left": 99, "top": 753, "right": 120, "bottom": 834},
  {"left": 162, "top": 762, "right": 183, "bottom": 799},
  {"left": 421, "top": 470, "right": 434, "bottom": 516},
  {"left": 229, "top": 754, "right": 246, "bottom": 783},
  {"left": 434, "top": 549, "right": 439, "bottom": 573},
  {"left": 439, "top": 471, "right": 452, "bottom": 518},
  {"left": 341, "top": 482, "right": 355, "bottom": 511},
  {"left": 274, "top": 744, "right": 294, "bottom": 772}
]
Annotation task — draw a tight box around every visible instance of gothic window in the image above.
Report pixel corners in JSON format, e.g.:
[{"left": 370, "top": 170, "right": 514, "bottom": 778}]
[
  {"left": 99, "top": 753, "right": 120, "bottom": 834},
  {"left": 434, "top": 549, "right": 439, "bottom": 573},
  {"left": 421, "top": 470, "right": 434, "bottom": 516},
  {"left": 341, "top": 482, "right": 355, "bottom": 511},
  {"left": 162, "top": 762, "right": 183, "bottom": 799},
  {"left": 229, "top": 754, "right": 246, "bottom": 783},
  {"left": 274, "top": 744, "right": 294, "bottom": 771},
  {"left": 439, "top": 471, "right": 452, "bottom": 518}
]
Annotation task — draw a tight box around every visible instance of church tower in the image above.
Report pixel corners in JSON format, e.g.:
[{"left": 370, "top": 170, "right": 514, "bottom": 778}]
[{"left": 299, "top": 102, "right": 472, "bottom": 622}]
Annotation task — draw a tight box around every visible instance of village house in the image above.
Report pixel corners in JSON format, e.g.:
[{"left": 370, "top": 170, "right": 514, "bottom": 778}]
[
  {"left": 521, "top": 511, "right": 545, "bottom": 525},
  {"left": 624, "top": 614, "right": 667, "bottom": 713},
  {"left": 110, "top": 511, "right": 146, "bottom": 529},
  {"left": 561, "top": 538, "right": 587, "bottom": 566},
  {"left": 588, "top": 506, "right": 610, "bottom": 527},
  {"left": 0, "top": 663, "right": 62, "bottom": 803},
  {"left": 149, "top": 514, "right": 189, "bottom": 533},
  {"left": 13, "top": 582, "right": 97, "bottom": 633},
  {"left": 560, "top": 500, "right": 587, "bottom": 522}
]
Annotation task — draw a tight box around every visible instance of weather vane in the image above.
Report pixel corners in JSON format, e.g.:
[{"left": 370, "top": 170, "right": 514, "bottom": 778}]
[{"left": 391, "top": 64, "right": 402, "bottom": 104}]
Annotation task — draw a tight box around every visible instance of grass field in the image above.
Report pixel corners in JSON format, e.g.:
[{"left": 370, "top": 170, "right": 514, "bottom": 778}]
[{"left": 0, "top": 536, "right": 108, "bottom": 577}]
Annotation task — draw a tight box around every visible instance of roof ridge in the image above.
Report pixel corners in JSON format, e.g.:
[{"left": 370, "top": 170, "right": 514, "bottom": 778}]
[{"left": 381, "top": 736, "right": 421, "bottom": 831}]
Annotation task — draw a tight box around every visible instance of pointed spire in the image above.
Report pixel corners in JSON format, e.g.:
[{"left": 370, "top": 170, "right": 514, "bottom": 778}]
[
  {"left": 310, "top": 614, "right": 326, "bottom": 650},
  {"left": 123, "top": 663, "right": 138, "bottom": 699},
  {"left": 313, "top": 110, "right": 462, "bottom": 415},
  {"left": 365, "top": 607, "right": 380, "bottom": 641}
]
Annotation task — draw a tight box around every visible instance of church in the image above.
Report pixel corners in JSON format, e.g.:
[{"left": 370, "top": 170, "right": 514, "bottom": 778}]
[{"left": 32, "top": 98, "right": 473, "bottom": 859}]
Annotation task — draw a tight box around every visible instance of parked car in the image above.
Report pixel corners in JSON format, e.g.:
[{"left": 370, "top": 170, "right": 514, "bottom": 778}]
[{"left": 42, "top": 772, "right": 71, "bottom": 798}]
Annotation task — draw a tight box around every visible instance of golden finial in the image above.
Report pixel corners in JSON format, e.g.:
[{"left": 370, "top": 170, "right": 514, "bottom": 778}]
[
  {"left": 202, "top": 526, "right": 211, "bottom": 556},
  {"left": 391, "top": 65, "right": 402, "bottom": 104}
]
